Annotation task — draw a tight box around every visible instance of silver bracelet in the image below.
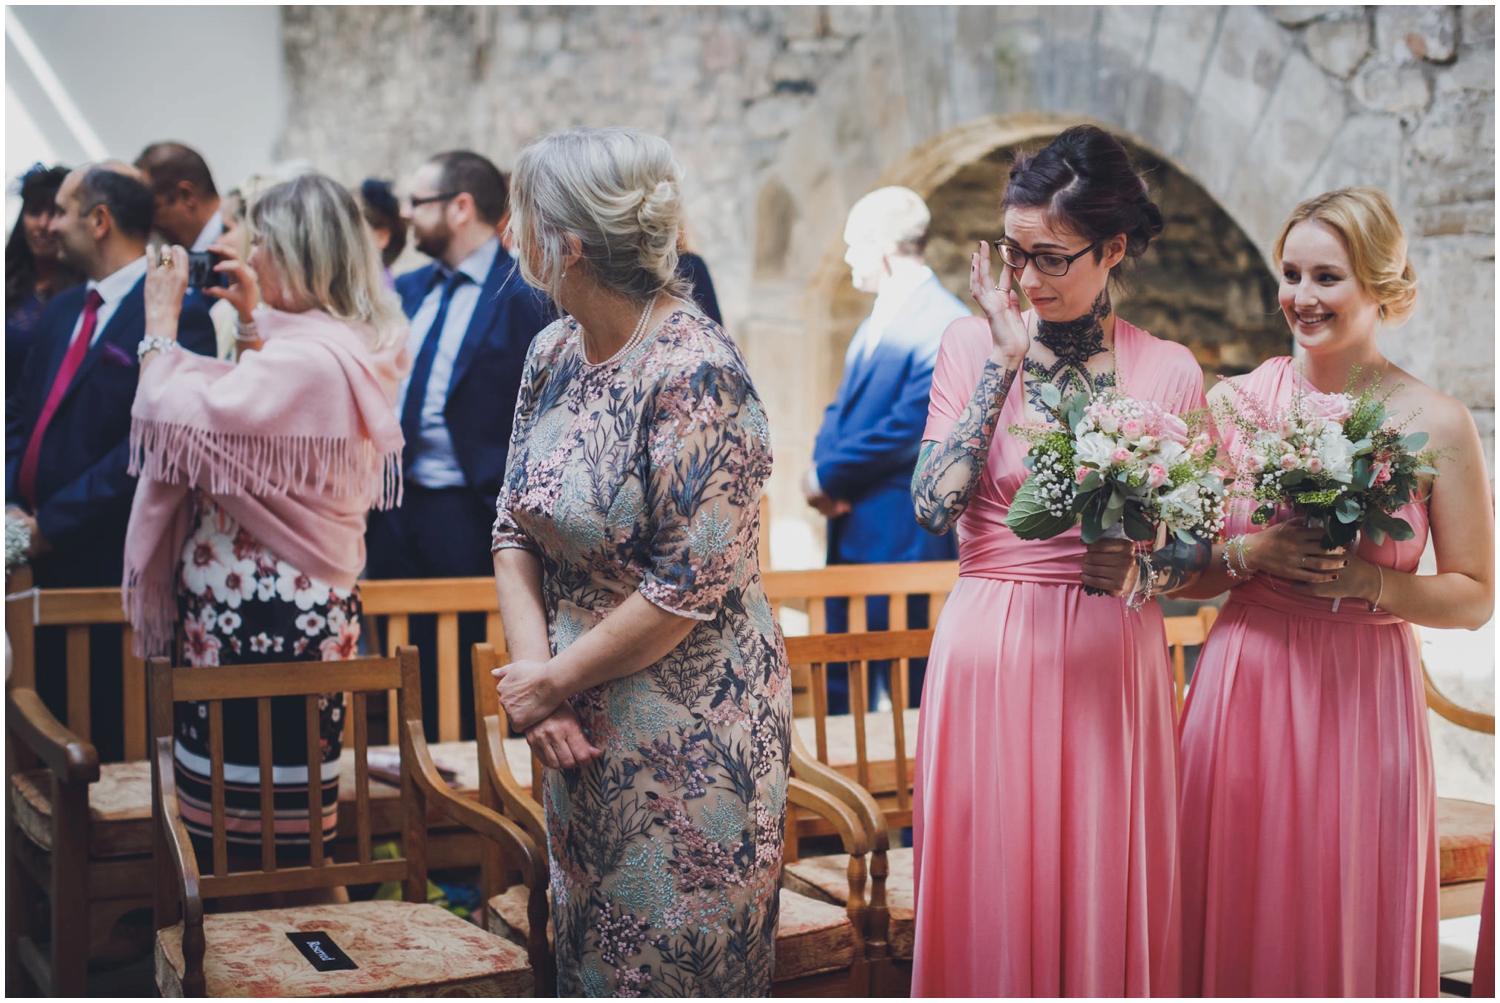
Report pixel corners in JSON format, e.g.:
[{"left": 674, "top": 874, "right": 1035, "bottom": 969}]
[
  {"left": 137, "top": 335, "right": 179, "bottom": 360},
  {"left": 1369, "top": 565, "right": 1385, "bottom": 611},
  {"left": 1126, "top": 550, "right": 1156, "bottom": 612},
  {"left": 1223, "top": 535, "right": 1249, "bottom": 580},
  {"left": 233, "top": 316, "right": 260, "bottom": 342}
]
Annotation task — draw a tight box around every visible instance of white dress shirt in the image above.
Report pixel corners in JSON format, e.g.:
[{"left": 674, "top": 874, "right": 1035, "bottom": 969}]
[
  {"left": 191, "top": 209, "right": 224, "bottom": 252},
  {"left": 396, "top": 237, "right": 502, "bottom": 489},
  {"left": 852, "top": 264, "right": 936, "bottom": 364},
  {"left": 71, "top": 254, "right": 148, "bottom": 348}
]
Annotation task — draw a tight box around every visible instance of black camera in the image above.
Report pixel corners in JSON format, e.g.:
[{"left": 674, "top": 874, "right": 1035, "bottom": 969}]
[{"left": 186, "top": 250, "right": 227, "bottom": 290}]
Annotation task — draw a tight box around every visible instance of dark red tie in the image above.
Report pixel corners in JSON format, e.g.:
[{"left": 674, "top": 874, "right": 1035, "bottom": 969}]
[{"left": 19, "top": 288, "right": 104, "bottom": 507}]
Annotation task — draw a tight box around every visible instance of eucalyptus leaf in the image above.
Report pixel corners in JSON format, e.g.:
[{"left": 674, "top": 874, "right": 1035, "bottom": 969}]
[
  {"left": 1080, "top": 505, "right": 1105, "bottom": 544},
  {"left": 1039, "top": 383, "right": 1062, "bottom": 408},
  {"left": 1402, "top": 432, "right": 1429, "bottom": 451}
]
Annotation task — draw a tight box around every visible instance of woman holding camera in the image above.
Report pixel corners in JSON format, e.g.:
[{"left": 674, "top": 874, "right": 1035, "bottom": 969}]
[{"left": 124, "top": 174, "right": 409, "bottom": 870}]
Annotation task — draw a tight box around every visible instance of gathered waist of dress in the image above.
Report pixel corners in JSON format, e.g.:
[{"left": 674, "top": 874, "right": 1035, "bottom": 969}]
[
  {"left": 956, "top": 535, "right": 1090, "bottom": 587},
  {"left": 1226, "top": 575, "right": 1405, "bottom": 626}
]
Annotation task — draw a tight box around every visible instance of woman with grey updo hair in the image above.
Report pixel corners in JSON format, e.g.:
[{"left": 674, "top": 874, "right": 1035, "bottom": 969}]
[{"left": 491, "top": 127, "right": 791, "bottom": 996}]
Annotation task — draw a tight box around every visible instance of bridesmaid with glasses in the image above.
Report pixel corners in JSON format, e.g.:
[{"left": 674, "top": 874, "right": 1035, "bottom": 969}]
[
  {"left": 908, "top": 125, "right": 1203, "bottom": 997},
  {"left": 1165, "top": 187, "right": 1494, "bottom": 996}
]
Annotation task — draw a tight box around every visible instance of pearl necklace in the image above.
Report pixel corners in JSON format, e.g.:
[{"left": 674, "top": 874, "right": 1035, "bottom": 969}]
[{"left": 582, "top": 293, "right": 658, "bottom": 368}]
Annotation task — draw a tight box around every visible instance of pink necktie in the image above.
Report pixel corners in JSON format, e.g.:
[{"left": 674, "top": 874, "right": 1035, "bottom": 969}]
[{"left": 19, "top": 288, "right": 105, "bottom": 508}]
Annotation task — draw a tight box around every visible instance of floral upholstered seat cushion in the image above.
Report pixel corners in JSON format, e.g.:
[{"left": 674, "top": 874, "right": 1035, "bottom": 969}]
[
  {"left": 155, "top": 899, "right": 532, "bottom": 997},
  {"left": 1439, "top": 797, "right": 1495, "bottom": 885},
  {"left": 486, "top": 885, "right": 854, "bottom": 982},
  {"left": 8, "top": 741, "right": 494, "bottom": 860},
  {"left": 10, "top": 761, "right": 153, "bottom": 858},
  {"left": 784, "top": 846, "right": 915, "bottom": 959}
]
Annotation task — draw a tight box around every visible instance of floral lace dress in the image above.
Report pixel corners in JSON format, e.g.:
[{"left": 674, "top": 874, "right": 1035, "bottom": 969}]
[
  {"left": 173, "top": 492, "right": 358, "bottom": 858},
  {"left": 493, "top": 310, "right": 791, "bottom": 997}
]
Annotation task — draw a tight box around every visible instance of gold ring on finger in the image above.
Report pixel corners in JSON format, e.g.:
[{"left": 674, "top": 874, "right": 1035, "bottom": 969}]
[{"left": 159, "top": 249, "right": 173, "bottom": 268}]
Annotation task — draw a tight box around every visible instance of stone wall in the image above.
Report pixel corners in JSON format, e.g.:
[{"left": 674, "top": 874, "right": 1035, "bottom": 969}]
[{"left": 281, "top": 5, "right": 1494, "bottom": 559}]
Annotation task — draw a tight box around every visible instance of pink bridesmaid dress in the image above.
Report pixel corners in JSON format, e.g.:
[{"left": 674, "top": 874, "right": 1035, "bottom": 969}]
[
  {"left": 1178, "top": 356, "right": 1439, "bottom": 997},
  {"left": 911, "top": 315, "right": 1204, "bottom": 997}
]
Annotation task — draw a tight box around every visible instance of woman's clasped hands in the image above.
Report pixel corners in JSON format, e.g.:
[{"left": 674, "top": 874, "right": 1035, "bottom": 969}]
[{"left": 493, "top": 658, "right": 602, "bottom": 770}]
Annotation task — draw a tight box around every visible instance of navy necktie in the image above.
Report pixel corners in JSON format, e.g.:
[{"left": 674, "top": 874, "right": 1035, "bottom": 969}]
[{"left": 401, "top": 268, "right": 469, "bottom": 472}]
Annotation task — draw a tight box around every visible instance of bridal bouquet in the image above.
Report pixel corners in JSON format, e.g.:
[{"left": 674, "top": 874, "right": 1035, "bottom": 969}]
[
  {"left": 1005, "top": 385, "right": 1228, "bottom": 549},
  {"left": 1227, "top": 379, "right": 1437, "bottom": 551}
]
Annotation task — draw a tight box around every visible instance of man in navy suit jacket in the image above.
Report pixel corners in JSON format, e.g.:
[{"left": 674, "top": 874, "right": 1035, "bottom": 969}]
[
  {"left": 5, "top": 162, "right": 214, "bottom": 759},
  {"left": 365, "top": 151, "right": 550, "bottom": 739},
  {"left": 805, "top": 187, "right": 969, "bottom": 711}
]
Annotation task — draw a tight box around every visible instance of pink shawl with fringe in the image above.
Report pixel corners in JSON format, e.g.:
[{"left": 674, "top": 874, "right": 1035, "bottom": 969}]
[{"left": 123, "top": 306, "right": 410, "bottom": 656}]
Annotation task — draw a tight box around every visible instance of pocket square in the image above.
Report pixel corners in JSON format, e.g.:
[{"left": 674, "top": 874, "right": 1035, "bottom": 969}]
[{"left": 101, "top": 342, "right": 137, "bottom": 368}]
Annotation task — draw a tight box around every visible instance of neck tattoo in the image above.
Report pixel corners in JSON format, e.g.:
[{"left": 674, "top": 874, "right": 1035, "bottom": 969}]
[
  {"left": 1025, "top": 289, "right": 1116, "bottom": 422},
  {"left": 1035, "top": 289, "right": 1111, "bottom": 365}
]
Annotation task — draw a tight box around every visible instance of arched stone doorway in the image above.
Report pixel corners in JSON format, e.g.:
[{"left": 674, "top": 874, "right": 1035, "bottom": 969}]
[{"left": 754, "top": 113, "right": 1290, "bottom": 567}]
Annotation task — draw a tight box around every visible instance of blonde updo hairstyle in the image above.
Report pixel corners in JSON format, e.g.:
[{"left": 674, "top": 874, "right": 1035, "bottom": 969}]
[
  {"left": 1273, "top": 186, "right": 1418, "bottom": 327},
  {"left": 508, "top": 127, "right": 692, "bottom": 305},
  {"left": 250, "top": 173, "right": 407, "bottom": 352}
]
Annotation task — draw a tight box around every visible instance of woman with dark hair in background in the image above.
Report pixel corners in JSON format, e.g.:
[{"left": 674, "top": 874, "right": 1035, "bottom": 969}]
[
  {"left": 673, "top": 229, "right": 722, "bottom": 325},
  {"left": 5, "top": 164, "right": 83, "bottom": 395},
  {"left": 908, "top": 125, "right": 1203, "bottom": 995},
  {"left": 358, "top": 177, "right": 407, "bottom": 285}
]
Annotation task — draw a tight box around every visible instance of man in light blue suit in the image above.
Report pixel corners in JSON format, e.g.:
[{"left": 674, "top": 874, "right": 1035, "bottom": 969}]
[{"left": 804, "top": 187, "right": 969, "bottom": 712}]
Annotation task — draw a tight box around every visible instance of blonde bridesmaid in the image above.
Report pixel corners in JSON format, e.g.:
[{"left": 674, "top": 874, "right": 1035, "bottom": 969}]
[
  {"left": 908, "top": 125, "right": 1202, "bottom": 996},
  {"left": 1172, "top": 187, "right": 1494, "bottom": 996}
]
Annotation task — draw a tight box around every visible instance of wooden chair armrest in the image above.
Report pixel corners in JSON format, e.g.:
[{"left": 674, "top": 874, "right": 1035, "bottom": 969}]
[
  {"left": 480, "top": 715, "right": 547, "bottom": 846},
  {"left": 154, "top": 736, "right": 205, "bottom": 990},
  {"left": 787, "top": 777, "right": 867, "bottom": 857},
  {"left": 406, "top": 721, "right": 554, "bottom": 991},
  {"left": 7, "top": 687, "right": 98, "bottom": 783},
  {"left": 1424, "top": 660, "right": 1496, "bottom": 734},
  {"left": 406, "top": 721, "right": 547, "bottom": 886},
  {"left": 788, "top": 728, "right": 886, "bottom": 848}
]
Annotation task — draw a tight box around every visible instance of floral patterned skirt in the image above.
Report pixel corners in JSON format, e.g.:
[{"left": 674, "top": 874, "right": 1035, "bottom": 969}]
[{"left": 173, "top": 493, "right": 358, "bottom": 858}]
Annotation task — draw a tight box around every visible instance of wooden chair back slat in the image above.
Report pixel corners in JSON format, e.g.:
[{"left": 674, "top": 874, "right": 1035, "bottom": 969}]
[
  {"left": 384, "top": 614, "right": 408, "bottom": 741},
  {"left": 256, "top": 697, "right": 276, "bottom": 871},
  {"left": 208, "top": 700, "right": 228, "bottom": 877},
  {"left": 397, "top": 648, "right": 428, "bottom": 905},
  {"left": 850, "top": 659, "right": 869, "bottom": 789},
  {"left": 812, "top": 662, "right": 829, "bottom": 764},
  {"left": 122, "top": 628, "right": 147, "bottom": 759},
  {"left": 148, "top": 652, "right": 418, "bottom": 899},
  {"left": 65, "top": 625, "right": 89, "bottom": 742},
  {"left": 305, "top": 694, "right": 324, "bottom": 868},
  {"left": 436, "top": 612, "right": 460, "bottom": 741},
  {"left": 353, "top": 691, "right": 372, "bottom": 864}
]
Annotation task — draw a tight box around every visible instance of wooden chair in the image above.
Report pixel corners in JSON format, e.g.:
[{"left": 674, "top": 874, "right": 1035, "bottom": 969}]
[
  {"left": 1163, "top": 604, "right": 1220, "bottom": 711},
  {"left": 467, "top": 642, "right": 884, "bottom": 996},
  {"left": 5, "top": 576, "right": 155, "bottom": 995},
  {"left": 1418, "top": 634, "right": 1496, "bottom": 921},
  {"left": 148, "top": 646, "right": 552, "bottom": 996}
]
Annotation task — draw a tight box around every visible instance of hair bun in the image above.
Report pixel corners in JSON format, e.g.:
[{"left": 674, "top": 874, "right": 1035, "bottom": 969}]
[{"left": 637, "top": 179, "right": 681, "bottom": 234}]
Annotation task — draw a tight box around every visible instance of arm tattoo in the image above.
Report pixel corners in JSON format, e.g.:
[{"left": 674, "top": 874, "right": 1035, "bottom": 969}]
[
  {"left": 1149, "top": 535, "right": 1213, "bottom": 594},
  {"left": 911, "top": 360, "right": 1019, "bottom": 535}
]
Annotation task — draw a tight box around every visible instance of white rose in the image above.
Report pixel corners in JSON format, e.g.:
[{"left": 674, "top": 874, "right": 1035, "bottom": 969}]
[
  {"left": 1315, "top": 431, "right": 1356, "bottom": 483},
  {"left": 1074, "top": 431, "right": 1116, "bottom": 468}
]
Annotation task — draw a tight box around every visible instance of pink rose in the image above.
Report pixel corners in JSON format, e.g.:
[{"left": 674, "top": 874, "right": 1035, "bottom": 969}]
[
  {"left": 1097, "top": 413, "right": 1119, "bottom": 434},
  {"left": 1189, "top": 434, "right": 1210, "bottom": 457},
  {"left": 1307, "top": 456, "right": 1323, "bottom": 474},
  {"left": 1280, "top": 453, "right": 1300, "bottom": 471},
  {"left": 1146, "top": 464, "right": 1168, "bottom": 489},
  {"left": 1160, "top": 412, "right": 1190, "bottom": 442},
  {"left": 1076, "top": 467, "right": 1090, "bottom": 484},
  {"left": 1121, "top": 419, "right": 1143, "bottom": 439},
  {"left": 1308, "top": 392, "right": 1354, "bottom": 423},
  {"left": 1111, "top": 447, "right": 1132, "bottom": 464},
  {"left": 1249, "top": 453, "right": 1270, "bottom": 471},
  {"left": 1137, "top": 435, "right": 1158, "bottom": 451},
  {"left": 1373, "top": 462, "right": 1392, "bottom": 485}
]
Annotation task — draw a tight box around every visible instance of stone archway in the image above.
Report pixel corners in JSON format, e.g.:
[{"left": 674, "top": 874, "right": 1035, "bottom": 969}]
[{"left": 750, "top": 112, "right": 1292, "bottom": 567}]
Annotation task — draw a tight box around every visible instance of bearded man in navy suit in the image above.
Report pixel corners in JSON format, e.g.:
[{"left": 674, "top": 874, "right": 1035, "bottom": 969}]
[
  {"left": 5, "top": 162, "right": 214, "bottom": 759},
  {"left": 365, "top": 150, "right": 550, "bottom": 740},
  {"left": 805, "top": 187, "right": 968, "bottom": 712}
]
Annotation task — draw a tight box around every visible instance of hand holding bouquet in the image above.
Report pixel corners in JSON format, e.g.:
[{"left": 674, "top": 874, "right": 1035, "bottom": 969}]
[
  {"left": 1228, "top": 378, "right": 1438, "bottom": 551},
  {"left": 1005, "top": 385, "right": 1228, "bottom": 569}
]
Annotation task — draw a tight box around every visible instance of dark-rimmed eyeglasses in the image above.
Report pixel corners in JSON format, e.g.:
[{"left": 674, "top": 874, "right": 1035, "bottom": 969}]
[
  {"left": 992, "top": 238, "right": 1102, "bottom": 278},
  {"left": 406, "top": 192, "right": 459, "bottom": 208}
]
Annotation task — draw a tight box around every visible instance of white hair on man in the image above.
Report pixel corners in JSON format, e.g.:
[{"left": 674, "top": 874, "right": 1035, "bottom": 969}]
[{"left": 843, "top": 186, "right": 931, "bottom": 254}]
